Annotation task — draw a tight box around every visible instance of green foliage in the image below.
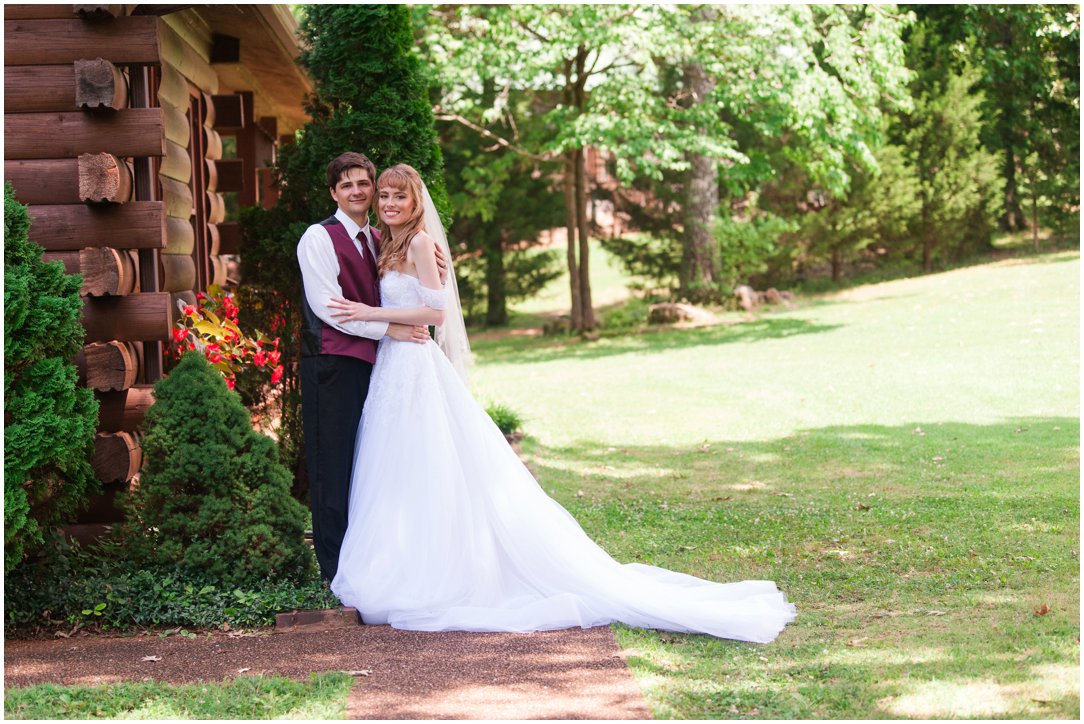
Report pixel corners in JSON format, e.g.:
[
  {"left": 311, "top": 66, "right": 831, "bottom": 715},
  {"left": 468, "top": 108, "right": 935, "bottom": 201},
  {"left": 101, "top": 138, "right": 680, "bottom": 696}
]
[
  {"left": 438, "top": 91, "right": 565, "bottom": 326},
  {"left": 712, "top": 213, "right": 796, "bottom": 295},
  {"left": 239, "top": 4, "right": 450, "bottom": 488},
  {"left": 5, "top": 674, "right": 353, "bottom": 720},
  {"left": 5, "top": 536, "right": 335, "bottom": 631},
  {"left": 485, "top": 402, "right": 523, "bottom": 437},
  {"left": 3, "top": 183, "right": 99, "bottom": 572},
  {"left": 601, "top": 211, "right": 794, "bottom": 298},
  {"left": 115, "top": 353, "right": 314, "bottom": 588}
]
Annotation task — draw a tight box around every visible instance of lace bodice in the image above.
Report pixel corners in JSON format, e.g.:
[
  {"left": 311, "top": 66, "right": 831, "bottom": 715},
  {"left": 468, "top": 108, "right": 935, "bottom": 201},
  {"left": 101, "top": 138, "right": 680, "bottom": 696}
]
[{"left": 380, "top": 270, "right": 447, "bottom": 310}]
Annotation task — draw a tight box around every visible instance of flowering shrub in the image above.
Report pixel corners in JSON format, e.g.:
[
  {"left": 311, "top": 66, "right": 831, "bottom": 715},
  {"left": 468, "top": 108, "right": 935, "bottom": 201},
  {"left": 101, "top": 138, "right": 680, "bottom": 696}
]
[{"left": 172, "top": 285, "right": 283, "bottom": 390}]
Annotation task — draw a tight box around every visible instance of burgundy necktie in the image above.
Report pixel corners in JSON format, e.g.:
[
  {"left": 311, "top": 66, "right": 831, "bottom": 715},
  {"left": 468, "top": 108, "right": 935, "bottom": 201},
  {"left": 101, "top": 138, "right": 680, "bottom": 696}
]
[{"left": 357, "top": 230, "right": 378, "bottom": 277}]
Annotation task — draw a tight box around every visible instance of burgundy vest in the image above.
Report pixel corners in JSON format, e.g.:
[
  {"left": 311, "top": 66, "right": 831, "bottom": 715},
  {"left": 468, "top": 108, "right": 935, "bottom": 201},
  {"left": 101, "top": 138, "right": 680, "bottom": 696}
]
[{"left": 300, "top": 217, "right": 381, "bottom": 364}]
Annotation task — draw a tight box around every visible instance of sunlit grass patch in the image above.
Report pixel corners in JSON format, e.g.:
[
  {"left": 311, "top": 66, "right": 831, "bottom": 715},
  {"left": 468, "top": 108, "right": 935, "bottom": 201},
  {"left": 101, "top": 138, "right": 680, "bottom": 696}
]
[{"left": 3, "top": 673, "right": 353, "bottom": 720}]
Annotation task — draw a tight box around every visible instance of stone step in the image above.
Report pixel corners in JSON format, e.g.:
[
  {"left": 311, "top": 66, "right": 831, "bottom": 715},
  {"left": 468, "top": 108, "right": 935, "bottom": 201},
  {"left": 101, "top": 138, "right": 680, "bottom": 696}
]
[{"left": 275, "top": 607, "right": 361, "bottom": 633}]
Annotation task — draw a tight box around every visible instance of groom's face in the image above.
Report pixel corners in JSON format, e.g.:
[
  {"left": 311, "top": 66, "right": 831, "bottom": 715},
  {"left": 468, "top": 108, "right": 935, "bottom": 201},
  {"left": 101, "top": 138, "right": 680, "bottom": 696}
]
[{"left": 330, "top": 167, "right": 374, "bottom": 221}]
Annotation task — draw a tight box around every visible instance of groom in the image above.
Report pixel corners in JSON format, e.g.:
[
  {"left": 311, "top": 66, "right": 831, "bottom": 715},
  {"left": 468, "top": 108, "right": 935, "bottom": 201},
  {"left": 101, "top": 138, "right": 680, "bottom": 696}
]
[{"left": 297, "top": 151, "right": 439, "bottom": 583}]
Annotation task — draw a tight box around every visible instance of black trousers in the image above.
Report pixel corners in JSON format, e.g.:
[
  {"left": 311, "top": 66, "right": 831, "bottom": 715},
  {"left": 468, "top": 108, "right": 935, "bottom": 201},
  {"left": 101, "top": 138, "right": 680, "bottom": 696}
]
[{"left": 300, "top": 354, "right": 373, "bottom": 582}]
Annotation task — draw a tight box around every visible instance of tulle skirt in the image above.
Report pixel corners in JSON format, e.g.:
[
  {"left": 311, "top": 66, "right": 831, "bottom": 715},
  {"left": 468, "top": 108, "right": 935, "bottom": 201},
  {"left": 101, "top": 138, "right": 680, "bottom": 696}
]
[{"left": 331, "top": 338, "right": 796, "bottom": 643}]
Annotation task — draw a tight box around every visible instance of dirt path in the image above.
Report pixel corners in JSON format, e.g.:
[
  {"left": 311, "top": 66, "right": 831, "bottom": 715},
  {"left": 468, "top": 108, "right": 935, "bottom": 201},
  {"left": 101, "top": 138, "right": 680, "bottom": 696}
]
[{"left": 5, "top": 625, "right": 651, "bottom": 720}]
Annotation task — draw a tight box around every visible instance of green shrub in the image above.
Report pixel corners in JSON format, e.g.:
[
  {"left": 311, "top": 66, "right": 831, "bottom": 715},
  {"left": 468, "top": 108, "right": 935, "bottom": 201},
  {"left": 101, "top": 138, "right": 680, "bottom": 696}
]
[
  {"left": 3, "top": 183, "right": 99, "bottom": 572},
  {"left": 486, "top": 402, "right": 524, "bottom": 436},
  {"left": 5, "top": 537, "right": 335, "bottom": 631},
  {"left": 600, "top": 297, "right": 652, "bottom": 330},
  {"left": 116, "top": 352, "right": 314, "bottom": 588}
]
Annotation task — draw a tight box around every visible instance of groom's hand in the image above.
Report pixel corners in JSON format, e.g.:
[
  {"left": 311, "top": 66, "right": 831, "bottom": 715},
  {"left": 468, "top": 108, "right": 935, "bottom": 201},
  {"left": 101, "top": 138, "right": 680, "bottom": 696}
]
[
  {"left": 434, "top": 244, "right": 448, "bottom": 285},
  {"left": 387, "top": 323, "right": 430, "bottom": 344}
]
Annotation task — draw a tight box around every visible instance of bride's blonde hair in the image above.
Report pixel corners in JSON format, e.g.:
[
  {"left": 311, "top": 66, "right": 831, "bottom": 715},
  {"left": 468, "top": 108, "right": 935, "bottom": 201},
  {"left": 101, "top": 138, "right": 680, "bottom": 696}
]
[{"left": 376, "top": 164, "right": 427, "bottom": 276}]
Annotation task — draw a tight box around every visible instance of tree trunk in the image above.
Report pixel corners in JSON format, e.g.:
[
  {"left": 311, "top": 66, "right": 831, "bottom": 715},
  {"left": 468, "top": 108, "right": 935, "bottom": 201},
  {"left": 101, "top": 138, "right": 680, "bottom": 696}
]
[
  {"left": 1001, "top": 142, "right": 1024, "bottom": 231},
  {"left": 680, "top": 61, "right": 720, "bottom": 303},
  {"left": 1032, "top": 189, "right": 1040, "bottom": 251},
  {"left": 574, "top": 146, "right": 595, "bottom": 331},
  {"left": 563, "top": 150, "right": 582, "bottom": 331},
  {"left": 485, "top": 229, "right": 508, "bottom": 326}
]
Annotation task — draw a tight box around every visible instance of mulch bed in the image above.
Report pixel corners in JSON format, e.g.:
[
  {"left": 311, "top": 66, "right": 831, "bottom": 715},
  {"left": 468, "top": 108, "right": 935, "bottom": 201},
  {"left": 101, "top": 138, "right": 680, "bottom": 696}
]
[{"left": 4, "top": 624, "right": 652, "bottom": 720}]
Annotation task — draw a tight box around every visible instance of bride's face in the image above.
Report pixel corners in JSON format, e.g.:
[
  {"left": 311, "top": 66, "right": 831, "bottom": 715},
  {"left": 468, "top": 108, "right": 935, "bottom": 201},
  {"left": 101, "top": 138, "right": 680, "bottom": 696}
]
[{"left": 378, "top": 184, "right": 415, "bottom": 227}]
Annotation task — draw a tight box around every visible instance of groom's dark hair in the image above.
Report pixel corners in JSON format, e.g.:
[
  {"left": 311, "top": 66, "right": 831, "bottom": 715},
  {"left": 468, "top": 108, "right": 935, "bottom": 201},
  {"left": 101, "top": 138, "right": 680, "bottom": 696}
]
[{"left": 327, "top": 152, "right": 377, "bottom": 190}]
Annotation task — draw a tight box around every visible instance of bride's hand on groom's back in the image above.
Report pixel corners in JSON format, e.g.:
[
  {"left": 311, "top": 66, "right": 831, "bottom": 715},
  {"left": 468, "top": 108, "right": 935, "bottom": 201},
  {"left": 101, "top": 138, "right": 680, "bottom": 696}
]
[{"left": 434, "top": 244, "right": 448, "bottom": 285}]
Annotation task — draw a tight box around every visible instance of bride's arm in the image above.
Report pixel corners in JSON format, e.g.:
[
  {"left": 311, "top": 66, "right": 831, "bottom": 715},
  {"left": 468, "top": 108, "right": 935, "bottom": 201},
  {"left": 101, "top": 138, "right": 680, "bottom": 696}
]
[{"left": 328, "top": 233, "right": 446, "bottom": 326}]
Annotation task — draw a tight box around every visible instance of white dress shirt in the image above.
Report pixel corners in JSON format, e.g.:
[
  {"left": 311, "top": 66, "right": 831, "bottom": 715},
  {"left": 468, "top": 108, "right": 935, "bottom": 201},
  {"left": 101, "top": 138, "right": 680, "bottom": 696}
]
[{"left": 297, "top": 207, "right": 389, "bottom": 341}]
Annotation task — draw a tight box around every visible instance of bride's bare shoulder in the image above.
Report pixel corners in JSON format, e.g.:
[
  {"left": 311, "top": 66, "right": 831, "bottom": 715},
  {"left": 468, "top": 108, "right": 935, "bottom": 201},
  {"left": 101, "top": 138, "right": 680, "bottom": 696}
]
[{"left": 409, "top": 230, "right": 436, "bottom": 250}]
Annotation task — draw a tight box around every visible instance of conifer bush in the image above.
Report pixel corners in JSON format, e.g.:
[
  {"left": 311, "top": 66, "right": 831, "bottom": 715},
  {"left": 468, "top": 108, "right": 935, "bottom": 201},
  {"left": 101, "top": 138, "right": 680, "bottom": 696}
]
[
  {"left": 4, "top": 183, "right": 99, "bottom": 572},
  {"left": 117, "top": 352, "right": 314, "bottom": 587}
]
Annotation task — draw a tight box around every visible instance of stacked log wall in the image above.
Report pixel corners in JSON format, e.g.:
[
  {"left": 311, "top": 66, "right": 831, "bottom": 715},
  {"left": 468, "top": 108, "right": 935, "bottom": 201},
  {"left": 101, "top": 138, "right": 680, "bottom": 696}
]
[
  {"left": 5, "top": 4, "right": 298, "bottom": 541},
  {"left": 5, "top": 5, "right": 212, "bottom": 537}
]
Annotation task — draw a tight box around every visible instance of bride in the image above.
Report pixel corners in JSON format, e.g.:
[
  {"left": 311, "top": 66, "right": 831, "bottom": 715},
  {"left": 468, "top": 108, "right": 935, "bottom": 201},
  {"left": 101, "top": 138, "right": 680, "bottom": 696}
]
[{"left": 327, "top": 164, "right": 796, "bottom": 643}]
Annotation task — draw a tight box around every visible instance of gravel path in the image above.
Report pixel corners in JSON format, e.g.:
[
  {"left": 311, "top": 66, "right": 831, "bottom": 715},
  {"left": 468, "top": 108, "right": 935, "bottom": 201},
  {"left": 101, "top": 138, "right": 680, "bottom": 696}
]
[{"left": 5, "top": 624, "right": 652, "bottom": 720}]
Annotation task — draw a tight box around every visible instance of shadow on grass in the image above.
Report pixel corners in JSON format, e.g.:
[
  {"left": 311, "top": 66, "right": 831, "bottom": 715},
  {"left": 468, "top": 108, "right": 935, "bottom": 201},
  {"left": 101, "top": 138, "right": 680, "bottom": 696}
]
[
  {"left": 519, "top": 416, "right": 1079, "bottom": 719},
  {"left": 473, "top": 316, "right": 843, "bottom": 366}
]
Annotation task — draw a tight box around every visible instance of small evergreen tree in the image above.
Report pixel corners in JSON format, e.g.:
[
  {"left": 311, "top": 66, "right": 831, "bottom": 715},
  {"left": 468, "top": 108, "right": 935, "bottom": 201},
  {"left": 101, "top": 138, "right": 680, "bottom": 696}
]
[
  {"left": 4, "top": 183, "right": 99, "bottom": 572},
  {"left": 117, "top": 352, "right": 314, "bottom": 587},
  {"left": 238, "top": 4, "right": 450, "bottom": 495}
]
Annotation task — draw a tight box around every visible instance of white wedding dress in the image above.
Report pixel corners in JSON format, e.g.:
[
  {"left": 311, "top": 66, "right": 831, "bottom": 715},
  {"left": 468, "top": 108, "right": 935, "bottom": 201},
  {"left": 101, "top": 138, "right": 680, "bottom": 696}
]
[{"left": 331, "top": 270, "right": 796, "bottom": 642}]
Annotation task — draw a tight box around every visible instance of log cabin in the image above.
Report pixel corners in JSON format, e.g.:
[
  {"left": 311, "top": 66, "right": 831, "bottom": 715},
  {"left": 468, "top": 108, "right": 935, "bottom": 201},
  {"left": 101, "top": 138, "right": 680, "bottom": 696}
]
[{"left": 4, "top": 4, "right": 311, "bottom": 540}]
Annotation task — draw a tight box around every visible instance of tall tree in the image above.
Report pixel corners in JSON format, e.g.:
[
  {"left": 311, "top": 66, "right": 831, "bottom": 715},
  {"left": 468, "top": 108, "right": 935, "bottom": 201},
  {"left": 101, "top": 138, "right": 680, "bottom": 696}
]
[
  {"left": 239, "top": 5, "right": 448, "bottom": 493},
  {"left": 426, "top": 5, "right": 679, "bottom": 333},
  {"left": 910, "top": 5, "right": 1080, "bottom": 238}
]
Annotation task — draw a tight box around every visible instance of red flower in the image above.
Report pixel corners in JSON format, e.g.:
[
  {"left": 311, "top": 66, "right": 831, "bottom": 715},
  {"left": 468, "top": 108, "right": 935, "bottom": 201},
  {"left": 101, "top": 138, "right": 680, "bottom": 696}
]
[
  {"left": 209, "top": 353, "right": 222, "bottom": 364},
  {"left": 183, "top": 304, "right": 198, "bottom": 316},
  {"left": 268, "top": 350, "right": 281, "bottom": 367},
  {"left": 196, "top": 291, "right": 206, "bottom": 300},
  {"left": 253, "top": 350, "right": 267, "bottom": 367},
  {"left": 225, "top": 377, "right": 235, "bottom": 390},
  {"left": 187, "top": 341, "right": 196, "bottom": 351},
  {"left": 206, "top": 342, "right": 220, "bottom": 353},
  {"left": 173, "top": 328, "right": 187, "bottom": 343},
  {"left": 270, "top": 364, "right": 285, "bottom": 384}
]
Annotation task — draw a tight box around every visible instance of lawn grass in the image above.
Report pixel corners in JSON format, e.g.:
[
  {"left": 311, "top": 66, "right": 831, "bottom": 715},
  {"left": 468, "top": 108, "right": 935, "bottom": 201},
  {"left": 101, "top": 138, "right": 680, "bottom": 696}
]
[
  {"left": 474, "top": 249, "right": 1080, "bottom": 718},
  {"left": 3, "top": 673, "right": 353, "bottom": 720},
  {"left": 5, "top": 248, "right": 1077, "bottom": 719}
]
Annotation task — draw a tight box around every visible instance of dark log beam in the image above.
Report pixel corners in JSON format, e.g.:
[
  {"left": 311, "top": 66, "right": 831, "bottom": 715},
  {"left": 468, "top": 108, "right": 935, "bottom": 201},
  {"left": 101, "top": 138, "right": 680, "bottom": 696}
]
[
  {"left": 6, "top": 158, "right": 80, "bottom": 204},
  {"left": 4, "top": 16, "right": 160, "bottom": 65},
  {"left": 96, "top": 384, "right": 154, "bottom": 432},
  {"left": 210, "top": 92, "right": 243, "bottom": 132},
  {"left": 215, "top": 220, "right": 243, "bottom": 255},
  {"left": 4, "top": 65, "right": 74, "bottom": 112},
  {"left": 4, "top": 6, "right": 80, "bottom": 20},
  {"left": 91, "top": 431, "right": 141, "bottom": 484},
  {"left": 76, "top": 340, "right": 138, "bottom": 391},
  {"left": 211, "top": 158, "right": 244, "bottom": 193},
  {"left": 44, "top": 246, "right": 136, "bottom": 296},
  {"left": 75, "top": 58, "right": 127, "bottom": 110},
  {"left": 83, "top": 292, "right": 173, "bottom": 342},
  {"left": 79, "top": 152, "right": 133, "bottom": 203},
  {"left": 28, "top": 201, "right": 164, "bottom": 251},
  {"left": 4, "top": 108, "right": 163, "bottom": 159}
]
